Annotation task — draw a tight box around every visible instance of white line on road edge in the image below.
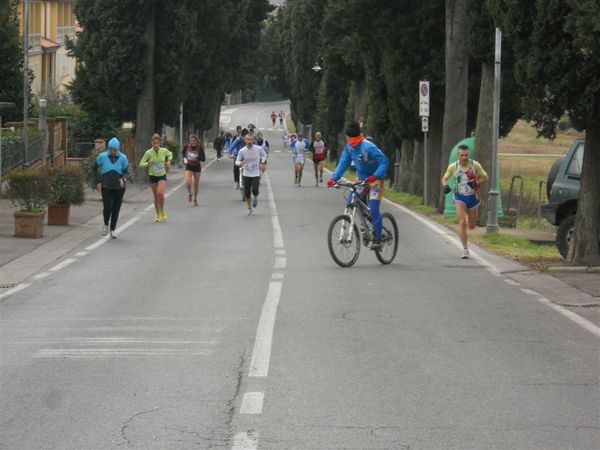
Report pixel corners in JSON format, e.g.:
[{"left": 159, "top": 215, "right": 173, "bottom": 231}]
[
  {"left": 536, "top": 296, "right": 600, "bottom": 338},
  {"left": 75, "top": 251, "right": 88, "bottom": 257},
  {"left": 240, "top": 392, "right": 265, "bottom": 414},
  {"left": 232, "top": 431, "right": 258, "bottom": 450},
  {"left": 0, "top": 283, "right": 31, "bottom": 301},
  {"left": 49, "top": 258, "right": 77, "bottom": 272},
  {"left": 385, "top": 198, "right": 600, "bottom": 338},
  {"left": 249, "top": 282, "right": 282, "bottom": 378},
  {"left": 85, "top": 236, "right": 110, "bottom": 251},
  {"left": 33, "top": 272, "right": 50, "bottom": 280}
]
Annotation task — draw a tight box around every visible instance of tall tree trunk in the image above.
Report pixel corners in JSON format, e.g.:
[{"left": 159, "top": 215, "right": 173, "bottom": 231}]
[
  {"left": 439, "top": 0, "right": 470, "bottom": 211},
  {"left": 134, "top": 6, "right": 156, "bottom": 174},
  {"left": 351, "top": 79, "right": 367, "bottom": 123},
  {"left": 427, "top": 101, "right": 444, "bottom": 207},
  {"left": 569, "top": 122, "right": 600, "bottom": 266},
  {"left": 399, "top": 140, "right": 414, "bottom": 192},
  {"left": 410, "top": 139, "right": 424, "bottom": 196},
  {"left": 474, "top": 61, "right": 495, "bottom": 226}
]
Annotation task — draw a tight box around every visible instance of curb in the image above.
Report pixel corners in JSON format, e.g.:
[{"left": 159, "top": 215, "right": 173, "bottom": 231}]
[{"left": 547, "top": 266, "right": 600, "bottom": 273}]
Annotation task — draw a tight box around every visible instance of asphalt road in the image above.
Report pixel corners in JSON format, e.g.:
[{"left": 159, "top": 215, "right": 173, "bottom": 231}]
[{"left": 1, "top": 101, "right": 598, "bottom": 450}]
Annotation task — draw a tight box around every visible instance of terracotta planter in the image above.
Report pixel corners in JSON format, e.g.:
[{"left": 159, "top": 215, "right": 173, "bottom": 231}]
[
  {"left": 14, "top": 211, "right": 46, "bottom": 238},
  {"left": 47, "top": 204, "right": 71, "bottom": 226}
]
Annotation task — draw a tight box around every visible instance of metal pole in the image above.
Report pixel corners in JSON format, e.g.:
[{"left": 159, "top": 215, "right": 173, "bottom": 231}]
[
  {"left": 487, "top": 27, "right": 502, "bottom": 233},
  {"left": 423, "top": 131, "right": 428, "bottom": 204},
  {"left": 394, "top": 148, "right": 399, "bottom": 190},
  {"left": 23, "top": 0, "right": 30, "bottom": 166},
  {"left": 39, "top": 99, "right": 47, "bottom": 164},
  {"left": 179, "top": 102, "right": 183, "bottom": 167}
]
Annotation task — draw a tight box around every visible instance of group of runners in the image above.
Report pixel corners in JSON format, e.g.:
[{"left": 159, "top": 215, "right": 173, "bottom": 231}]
[{"left": 93, "top": 120, "right": 488, "bottom": 259}]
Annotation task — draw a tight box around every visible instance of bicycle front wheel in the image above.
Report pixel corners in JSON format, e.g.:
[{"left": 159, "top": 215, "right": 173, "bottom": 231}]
[
  {"left": 328, "top": 215, "right": 361, "bottom": 267},
  {"left": 375, "top": 212, "right": 399, "bottom": 264}
]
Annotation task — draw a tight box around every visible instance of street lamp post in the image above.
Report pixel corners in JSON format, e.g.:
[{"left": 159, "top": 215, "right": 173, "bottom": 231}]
[
  {"left": 23, "top": 0, "right": 30, "bottom": 166},
  {"left": 39, "top": 99, "right": 48, "bottom": 164}
]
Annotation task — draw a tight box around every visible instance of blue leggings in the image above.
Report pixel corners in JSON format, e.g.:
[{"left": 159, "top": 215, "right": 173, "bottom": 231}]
[{"left": 369, "top": 199, "right": 382, "bottom": 239}]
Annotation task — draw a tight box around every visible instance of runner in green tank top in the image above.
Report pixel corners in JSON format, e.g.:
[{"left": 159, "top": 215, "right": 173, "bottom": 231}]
[{"left": 140, "top": 133, "right": 173, "bottom": 222}]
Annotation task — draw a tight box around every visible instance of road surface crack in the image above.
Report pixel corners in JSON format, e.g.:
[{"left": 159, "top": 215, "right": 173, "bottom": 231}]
[{"left": 115, "top": 406, "right": 164, "bottom": 449}]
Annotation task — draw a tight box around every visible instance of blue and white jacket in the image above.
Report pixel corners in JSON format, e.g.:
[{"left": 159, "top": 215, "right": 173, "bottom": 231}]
[
  {"left": 94, "top": 137, "right": 129, "bottom": 190},
  {"left": 331, "top": 138, "right": 388, "bottom": 181},
  {"left": 228, "top": 135, "right": 245, "bottom": 157}
]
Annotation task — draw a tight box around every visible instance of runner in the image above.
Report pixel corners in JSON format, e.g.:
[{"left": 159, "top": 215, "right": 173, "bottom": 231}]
[
  {"left": 94, "top": 137, "right": 128, "bottom": 239},
  {"left": 140, "top": 133, "right": 173, "bottom": 222},
  {"left": 270, "top": 111, "right": 277, "bottom": 127},
  {"left": 228, "top": 128, "right": 249, "bottom": 190},
  {"left": 235, "top": 133, "right": 267, "bottom": 215},
  {"left": 213, "top": 131, "right": 225, "bottom": 161},
  {"left": 290, "top": 132, "right": 310, "bottom": 187},
  {"left": 255, "top": 131, "right": 270, "bottom": 182},
  {"left": 182, "top": 134, "right": 205, "bottom": 206},
  {"left": 282, "top": 131, "right": 289, "bottom": 150},
  {"left": 278, "top": 110, "right": 284, "bottom": 127},
  {"left": 441, "top": 144, "right": 489, "bottom": 259},
  {"left": 310, "top": 131, "right": 327, "bottom": 187}
]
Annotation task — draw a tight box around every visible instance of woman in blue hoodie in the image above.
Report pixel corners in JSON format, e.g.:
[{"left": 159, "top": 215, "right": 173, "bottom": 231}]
[{"left": 94, "top": 137, "right": 129, "bottom": 238}]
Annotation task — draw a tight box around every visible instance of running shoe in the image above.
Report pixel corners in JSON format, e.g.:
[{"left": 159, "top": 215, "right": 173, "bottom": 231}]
[
  {"left": 110, "top": 231, "right": 117, "bottom": 239},
  {"left": 371, "top": 239, "right": 382, "bottom": 251},
  {"left": 193, "top": 199, "right": 198, "bottom": 206},
  {"left": 252, "top": 197, "right": 258, "bottom": 208},
  {"left": 234, "top": 183, "right": 239, "bottom": 190},
  {"left": 188, "top": 193, "right": 192, "bottom": 203},
  {"left": 320, "top": 176, "right": 323, "bottom": 183},
  {"left": 247, "top": 208, "right": 253, "bottom": 216},
  {"left": 101, "top": 225, "right": 108, "bottom": 236},
  {"left": 461, "top": 248, "right": 470, "bottom": 259},
  {"left": 315, "top": 182, "right": 319, "bottom": 187},
  {"left": 154, "top": 214, "right": 161, "bottom": 222},
  {"left": 160, "top": 210, "right": 168, "bottom": 221}
]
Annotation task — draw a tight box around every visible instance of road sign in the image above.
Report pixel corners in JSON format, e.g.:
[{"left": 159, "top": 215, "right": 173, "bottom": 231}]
[
  {"left": 419, "top": 81, "right": 430, "bottom": 117},
  {"left": 421, "top": 116, "right": 429, "bottom": 132}
]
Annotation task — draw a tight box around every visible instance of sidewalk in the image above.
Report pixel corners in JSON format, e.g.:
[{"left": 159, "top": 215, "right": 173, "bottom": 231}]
[
  {"left": 1, "top": 167, "right": 598, "bottom": 306},
  {"left": 0, "top": 172, "right": 178, "bottom": 293}
]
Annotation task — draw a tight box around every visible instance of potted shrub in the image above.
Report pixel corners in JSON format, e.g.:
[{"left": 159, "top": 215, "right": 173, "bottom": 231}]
[
  {"left": 47, "top": 165, "right": 85, "bottom": 225},
  {"left": 6, "top": 168, "right": 53, "bottom": 238}
]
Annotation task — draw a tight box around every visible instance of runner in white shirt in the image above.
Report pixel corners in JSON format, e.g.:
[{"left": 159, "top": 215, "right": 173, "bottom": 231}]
[
  {"left": 290, "top": 133, "right": 310, "bottom": 187},
  {"left": 235, "top": 133, "right": 267, "bottom": 215}
]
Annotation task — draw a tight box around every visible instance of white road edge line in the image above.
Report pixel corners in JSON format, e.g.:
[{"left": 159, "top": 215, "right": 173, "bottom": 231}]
[
  {"left": 240, "top": 392, "right": 265, "bottom": 415},
  {"left": 33, "top": 272, "right": 50, "bottom": 280},
  {"left": 49, "top": 258, "right": 77, "bottom": 272},
  {"left": 536, "top": 296, "right": 600, "bottom": 338},
  {"left": 0, "top": 283, "right": 32, "bottom": 301},
  {"left": 232, "top": 431, "right": 258, "bottom": 450},
  {"left": 383, "top": 196, "right": 600, "bottom": 338}
]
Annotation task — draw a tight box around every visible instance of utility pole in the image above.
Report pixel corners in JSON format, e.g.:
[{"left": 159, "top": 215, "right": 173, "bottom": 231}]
[
  {"left": 23, "top": 0, "right": 30, "bottom": 166},
  {"left": 419, "top": 81, "right": 430, "bottom": 203},
  {"left": 179, "top": 103, "right": 183, "bottom": 167},
  {"left": 486, "top": 28, "right": 502, "bottom": 233}
]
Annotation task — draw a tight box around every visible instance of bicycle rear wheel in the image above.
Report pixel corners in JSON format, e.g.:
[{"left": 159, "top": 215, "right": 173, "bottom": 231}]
[
  {"left": 375, "top": 212, "right": 399, "bottom": 264},
  {"left": 328, "top": 215, "right": 361, "bottom": 267}
]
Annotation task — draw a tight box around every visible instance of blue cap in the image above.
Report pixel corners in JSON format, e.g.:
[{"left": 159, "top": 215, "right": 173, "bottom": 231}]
[{"left": 107, "top": 137, "right": 121, "bottom": 151}]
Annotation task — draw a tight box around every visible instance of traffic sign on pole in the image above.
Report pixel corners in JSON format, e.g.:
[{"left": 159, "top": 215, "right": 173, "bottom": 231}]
[
  {"left": 421, "top": 116, "right": 429, "bottom": 132},
  {"left": 419, "top": 81, "right": 430, "bottom": 117}
]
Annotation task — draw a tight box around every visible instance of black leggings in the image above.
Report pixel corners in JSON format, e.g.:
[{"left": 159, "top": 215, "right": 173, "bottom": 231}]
[
  {"left": 101, "top": 188, "right": 125, "bottom": 231},
  {"left": 243, "top": 176, "right": 260, "bottom": 199},
  {"left": 233, "top": 161, "right": 240, "bottom": 183}
]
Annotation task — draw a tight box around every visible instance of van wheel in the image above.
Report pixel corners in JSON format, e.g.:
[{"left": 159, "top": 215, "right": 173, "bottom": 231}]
[
  {"left": 546, "top": 156, "right": 564, "bottom": 199},
  {"left": 556, "top": 214, "right": 576, "bottom": 259}
]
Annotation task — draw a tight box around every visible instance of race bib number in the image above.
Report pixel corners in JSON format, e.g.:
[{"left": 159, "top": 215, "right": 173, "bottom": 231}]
[
  {"left": 152, "top": 162, "right": 164, "bottom": 172},
  {"left": 247, "top": 161, "right": 259, "bottom": 172},
  {"left": 295, "top": 156, "right": 305, "bottom": 164},
  {"left": 188, "top": 150, "right": 199, "bottom": 161},
  {"left": 457, "top": 182, "right": 474, "bottom": 196}
]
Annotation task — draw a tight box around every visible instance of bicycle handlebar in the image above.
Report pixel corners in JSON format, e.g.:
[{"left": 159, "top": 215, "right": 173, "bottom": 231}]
[{"left": 328, "top": 179, "right": 368, "bottom": 189}]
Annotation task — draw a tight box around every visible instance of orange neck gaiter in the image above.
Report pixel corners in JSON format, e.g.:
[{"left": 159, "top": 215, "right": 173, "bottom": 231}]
[{"left": 347, "top": 134, "right": 364, "bottom": 147}]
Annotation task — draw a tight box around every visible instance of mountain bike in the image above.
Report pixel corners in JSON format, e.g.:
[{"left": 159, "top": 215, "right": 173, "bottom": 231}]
[{"left": 327, "top": 180, "right": 399, "bottom": 267}]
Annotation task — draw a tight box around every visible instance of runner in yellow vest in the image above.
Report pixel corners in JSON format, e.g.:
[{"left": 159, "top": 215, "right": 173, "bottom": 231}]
[{"left": 140, "top": 133, "right": 173, "bottom": 222}]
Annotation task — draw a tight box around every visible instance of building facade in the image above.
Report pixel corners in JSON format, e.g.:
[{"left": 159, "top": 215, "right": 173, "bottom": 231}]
[{"left": 16, "top": 0, "right": 78, "bottom": 96}]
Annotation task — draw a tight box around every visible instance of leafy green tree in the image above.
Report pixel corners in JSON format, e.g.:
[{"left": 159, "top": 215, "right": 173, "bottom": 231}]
[
  {"left": 491, "top": 0, "right": 600, "bottom": 265},
  {"left": 0, "top": 0, "right": 29, "bottom": 122}
]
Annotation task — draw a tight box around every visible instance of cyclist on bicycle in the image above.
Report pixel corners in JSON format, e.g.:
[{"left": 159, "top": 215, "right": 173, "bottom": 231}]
[{"left": 327, "top": 121, "right": 389, "bottom": 249}]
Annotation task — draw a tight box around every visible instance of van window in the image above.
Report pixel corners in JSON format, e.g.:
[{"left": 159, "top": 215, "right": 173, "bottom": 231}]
[{"left": 566, "top": 142, "right": 584, "bottom": 177}]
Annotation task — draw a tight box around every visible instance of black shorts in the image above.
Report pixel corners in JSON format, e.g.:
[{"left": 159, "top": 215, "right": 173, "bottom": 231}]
[
  {"left": 149, "top": 175, "right": 167, "bottom": 184},
  {"left": 185, "top": 164, "right": 201, "bottom": 173}
]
